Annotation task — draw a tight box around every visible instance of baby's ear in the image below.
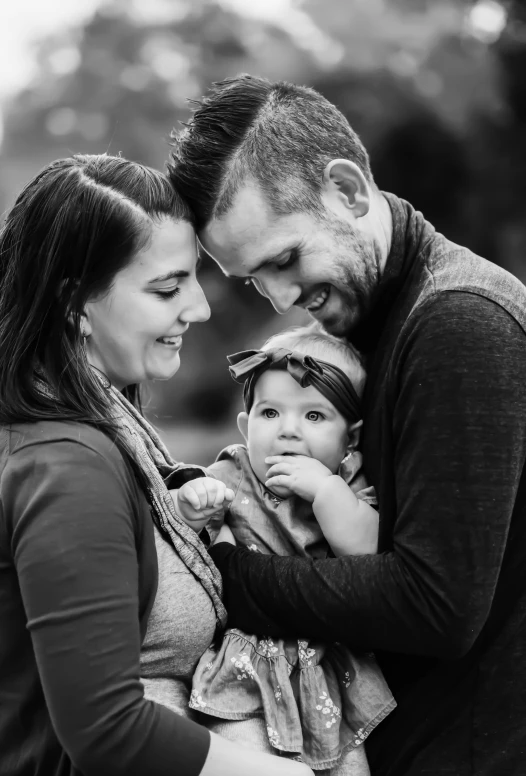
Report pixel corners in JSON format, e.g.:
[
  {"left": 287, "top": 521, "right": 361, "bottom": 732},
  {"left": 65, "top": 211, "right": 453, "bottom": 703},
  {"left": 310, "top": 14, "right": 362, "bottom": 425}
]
[
  {"left": 237, "top": 412, "right": 249, "bottom": 443},
  {"left": 347, "top": 419, "right": 363, "bottom": 449}
]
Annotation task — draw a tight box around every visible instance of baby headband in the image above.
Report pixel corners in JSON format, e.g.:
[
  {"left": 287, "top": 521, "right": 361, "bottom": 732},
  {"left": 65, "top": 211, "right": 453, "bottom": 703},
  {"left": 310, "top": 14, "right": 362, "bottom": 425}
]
[{"left": 227, "top": 347, "right": 361, "bottom": 423}]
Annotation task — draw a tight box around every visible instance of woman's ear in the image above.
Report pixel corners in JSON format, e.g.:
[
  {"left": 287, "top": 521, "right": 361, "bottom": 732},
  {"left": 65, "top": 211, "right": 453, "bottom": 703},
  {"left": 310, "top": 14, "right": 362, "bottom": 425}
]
[
  {"left": 79, "top": 313, "right": 92, "bottom": 339},
  {"left": 66, "top": 310, "right": 92, "bottom": 338},
  {"left": 237, "top": 411, "right": 249, "bottom": 444},
  {"left": 69, "top": 310, "right": 92, "bottom": 337},
  {"left": 347, "top": 419, "right": 363, "bottom": 449}
]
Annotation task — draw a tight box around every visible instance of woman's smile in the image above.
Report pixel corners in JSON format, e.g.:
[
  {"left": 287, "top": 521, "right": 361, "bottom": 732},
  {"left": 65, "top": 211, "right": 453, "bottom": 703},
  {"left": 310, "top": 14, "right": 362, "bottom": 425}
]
[{"left": 156, "top": 334, "right": 183, "bottom": 348}]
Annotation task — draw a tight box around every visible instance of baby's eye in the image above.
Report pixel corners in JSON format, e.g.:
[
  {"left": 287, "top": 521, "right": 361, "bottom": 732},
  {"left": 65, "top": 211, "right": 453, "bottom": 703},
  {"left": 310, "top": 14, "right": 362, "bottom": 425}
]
[
  {"left": 263, "top": 408, "right": 278, "bottom": 419},
  {"left": 306, "top": 411, "right": 323, "bottom": 422}
]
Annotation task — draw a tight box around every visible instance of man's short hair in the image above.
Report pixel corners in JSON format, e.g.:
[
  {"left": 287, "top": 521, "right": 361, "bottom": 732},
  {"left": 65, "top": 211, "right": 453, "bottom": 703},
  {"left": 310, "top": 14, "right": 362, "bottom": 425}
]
[{"left": 168, "top": 74, "right": 374, "bottom": 228}]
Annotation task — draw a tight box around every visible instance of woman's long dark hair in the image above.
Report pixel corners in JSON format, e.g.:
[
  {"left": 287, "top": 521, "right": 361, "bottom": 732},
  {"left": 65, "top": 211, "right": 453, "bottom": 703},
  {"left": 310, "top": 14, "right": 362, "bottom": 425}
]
[{"left": 0, "top": 153, "right": 193, "bottom": 439}]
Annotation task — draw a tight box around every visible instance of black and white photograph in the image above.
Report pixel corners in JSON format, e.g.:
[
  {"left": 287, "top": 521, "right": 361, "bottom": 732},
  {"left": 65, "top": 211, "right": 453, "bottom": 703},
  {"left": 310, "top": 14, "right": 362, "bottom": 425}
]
[{"left": 0, "top": 1, "right": 524, "bottom": 774}]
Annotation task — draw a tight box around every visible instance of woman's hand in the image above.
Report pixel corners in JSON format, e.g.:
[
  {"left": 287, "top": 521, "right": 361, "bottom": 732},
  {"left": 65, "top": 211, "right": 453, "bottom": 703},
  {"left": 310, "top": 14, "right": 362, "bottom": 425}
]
[
  {"left": 200, "top": 732, "right": 314, "bottom": 776},
  {"left": 264, "top": 455, "right": 333, "bottom": 503},
  {"left": 170, "top": 478, "right": 234, "bottom": 533}
]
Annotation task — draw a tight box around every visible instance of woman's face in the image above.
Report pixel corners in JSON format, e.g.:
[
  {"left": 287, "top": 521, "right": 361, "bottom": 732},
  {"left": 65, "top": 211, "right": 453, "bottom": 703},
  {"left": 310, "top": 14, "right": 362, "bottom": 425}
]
[{"left": 84, "top": 217, "right": 210, "bottom": 389}]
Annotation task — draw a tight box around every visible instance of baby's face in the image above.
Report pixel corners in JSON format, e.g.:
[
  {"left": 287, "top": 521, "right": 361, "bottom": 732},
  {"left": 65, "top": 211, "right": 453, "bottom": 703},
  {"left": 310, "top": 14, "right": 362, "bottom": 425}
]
[{"left": 246, "top": 369, "right": 349, "bottom": 497}]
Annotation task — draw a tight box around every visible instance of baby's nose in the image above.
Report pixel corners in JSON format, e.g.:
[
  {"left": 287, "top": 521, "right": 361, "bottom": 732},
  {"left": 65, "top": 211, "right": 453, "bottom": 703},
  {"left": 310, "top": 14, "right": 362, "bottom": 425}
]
[{"left": 278, "top": 417, "right": 302, "bottom": 438}]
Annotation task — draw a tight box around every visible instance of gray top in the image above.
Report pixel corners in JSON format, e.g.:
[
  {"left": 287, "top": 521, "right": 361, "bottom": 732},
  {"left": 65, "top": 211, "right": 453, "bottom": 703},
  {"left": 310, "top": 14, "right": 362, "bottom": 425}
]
[{"left": 140, "top": 523, "right": 216, "bottom": 719}]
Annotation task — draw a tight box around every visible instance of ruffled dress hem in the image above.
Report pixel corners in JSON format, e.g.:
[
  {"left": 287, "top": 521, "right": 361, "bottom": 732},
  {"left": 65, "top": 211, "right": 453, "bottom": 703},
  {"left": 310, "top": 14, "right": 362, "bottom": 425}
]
[{"left": 190, "top": 628, "right": 396, "bottom": 770}]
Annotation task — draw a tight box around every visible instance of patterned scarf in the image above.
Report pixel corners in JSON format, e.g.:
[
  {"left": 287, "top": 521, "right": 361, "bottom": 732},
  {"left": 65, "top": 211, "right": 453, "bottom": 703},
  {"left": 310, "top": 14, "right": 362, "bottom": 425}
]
[
  {"left": 35, "top": 374, "right": 227, "bottom": 629},
  {"left": 108, "top": 386, "right": 227, "bottom": 629}
]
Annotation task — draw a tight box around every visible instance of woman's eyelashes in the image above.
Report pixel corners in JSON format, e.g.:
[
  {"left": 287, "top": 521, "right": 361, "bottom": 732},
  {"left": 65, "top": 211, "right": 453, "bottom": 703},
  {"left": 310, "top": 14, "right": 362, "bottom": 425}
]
[{"left": 154, "top": 287, "right": 180, "bottom": 300}]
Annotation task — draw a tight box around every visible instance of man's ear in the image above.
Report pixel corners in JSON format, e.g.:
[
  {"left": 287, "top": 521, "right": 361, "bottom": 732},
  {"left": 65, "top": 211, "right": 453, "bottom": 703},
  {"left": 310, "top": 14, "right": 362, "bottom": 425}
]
[
  {"left": 322, "top": 159, "right": 370, "bottom": 218},
  {"left": 237, "top": 411, "right": 249, "bottom": 444},
  {"left": 347, "top": 419, "right": 363, "bottom": 449}
]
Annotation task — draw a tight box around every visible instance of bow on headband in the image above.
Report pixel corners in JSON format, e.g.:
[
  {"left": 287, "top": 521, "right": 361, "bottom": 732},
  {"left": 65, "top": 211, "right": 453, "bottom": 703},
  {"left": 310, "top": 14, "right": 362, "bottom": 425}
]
[{"left": 227, "top": 347, "right": 362, "bottom": 424}]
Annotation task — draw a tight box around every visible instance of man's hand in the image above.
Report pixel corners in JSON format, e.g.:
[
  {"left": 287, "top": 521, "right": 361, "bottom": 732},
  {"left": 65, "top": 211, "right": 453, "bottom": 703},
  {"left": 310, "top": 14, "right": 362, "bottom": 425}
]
[
  {"left": 170, "top": 477, "right": 234, "bottom": 533},
  {"left": 264, "top": 455, "right": 333, "bottom": 503}
]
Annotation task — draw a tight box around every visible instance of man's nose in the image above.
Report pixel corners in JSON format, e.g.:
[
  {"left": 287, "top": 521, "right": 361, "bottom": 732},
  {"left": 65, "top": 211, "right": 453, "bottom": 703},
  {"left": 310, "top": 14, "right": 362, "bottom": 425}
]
[{"left": 252, "top": 275, "right": 300, "bottom": 315}]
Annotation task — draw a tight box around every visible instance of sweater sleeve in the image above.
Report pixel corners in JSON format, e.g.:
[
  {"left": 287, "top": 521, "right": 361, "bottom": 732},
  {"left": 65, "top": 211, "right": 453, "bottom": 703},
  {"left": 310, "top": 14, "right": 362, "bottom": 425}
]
[
  {"left": 4, "top": 433, "right": 210, "bottom": 776},
  {"left": 209, "top": 294, "right": 526, "bottom": 658}
]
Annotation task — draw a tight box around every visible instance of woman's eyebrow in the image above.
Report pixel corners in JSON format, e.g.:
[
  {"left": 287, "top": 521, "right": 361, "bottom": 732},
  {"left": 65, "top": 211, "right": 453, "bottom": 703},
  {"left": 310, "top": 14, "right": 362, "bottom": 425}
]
[{"left": 148, "top": 269, "right": 189, "bottom": 284}]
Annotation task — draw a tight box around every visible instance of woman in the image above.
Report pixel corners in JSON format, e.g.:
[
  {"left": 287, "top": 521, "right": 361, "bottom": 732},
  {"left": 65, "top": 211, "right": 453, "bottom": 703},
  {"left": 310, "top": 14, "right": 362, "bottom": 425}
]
[{"left": 0, "top": 154, "right": 312, "bottom": 776}]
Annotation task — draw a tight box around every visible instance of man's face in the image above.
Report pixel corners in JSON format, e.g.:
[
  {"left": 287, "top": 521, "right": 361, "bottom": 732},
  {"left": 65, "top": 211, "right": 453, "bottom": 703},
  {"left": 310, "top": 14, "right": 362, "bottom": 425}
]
[{"left": 200, "top": 181, "right": 382, "bottom": 337}]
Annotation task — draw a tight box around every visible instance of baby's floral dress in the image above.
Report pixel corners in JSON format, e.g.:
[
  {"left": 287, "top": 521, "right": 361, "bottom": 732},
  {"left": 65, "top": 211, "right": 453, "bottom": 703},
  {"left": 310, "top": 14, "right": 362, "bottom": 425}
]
[{"left": 190, "top": 445, "right": 395, "bottom": 771}]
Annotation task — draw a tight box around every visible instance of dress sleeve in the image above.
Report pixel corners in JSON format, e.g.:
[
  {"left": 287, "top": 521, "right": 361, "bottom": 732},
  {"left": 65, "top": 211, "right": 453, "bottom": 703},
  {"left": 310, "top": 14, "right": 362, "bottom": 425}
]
[
  {"left": 4, "top": 435, "right": 210, "bottom": 776},
  {"left": 207, "top": 447, "right": 244, "bottom": 494},
  {"left": 209, "top": 294, "right": 526, "bottom": 658},
  {"left": 164, "top": 463, "right": 209, "bottom": 489},
  {"left": 201, "top": 448, "right": 245, "bottom": 540}
]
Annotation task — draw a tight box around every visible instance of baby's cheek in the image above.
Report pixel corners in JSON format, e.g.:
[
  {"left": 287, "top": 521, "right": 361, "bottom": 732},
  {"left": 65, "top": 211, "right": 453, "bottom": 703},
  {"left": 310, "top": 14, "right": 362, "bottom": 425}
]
[{"left": 319, "top": 445, "right": 345, "bottom": 474}]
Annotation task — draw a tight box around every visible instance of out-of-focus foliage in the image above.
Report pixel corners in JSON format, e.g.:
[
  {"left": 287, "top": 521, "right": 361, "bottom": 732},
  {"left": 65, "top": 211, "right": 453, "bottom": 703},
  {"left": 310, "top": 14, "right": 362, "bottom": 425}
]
[
  {"left": 0, "top": 0, "right": 312, "bottom": 435},
  {"left": 0, "top": 0, "right": 523, "bottom": 461}
]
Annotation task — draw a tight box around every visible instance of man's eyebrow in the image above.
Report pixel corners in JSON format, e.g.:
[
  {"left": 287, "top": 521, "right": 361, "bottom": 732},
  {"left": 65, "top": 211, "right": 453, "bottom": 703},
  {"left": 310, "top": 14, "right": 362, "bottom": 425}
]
[{"left": 147, "top": 270, "right": 189, "bottom": 284}]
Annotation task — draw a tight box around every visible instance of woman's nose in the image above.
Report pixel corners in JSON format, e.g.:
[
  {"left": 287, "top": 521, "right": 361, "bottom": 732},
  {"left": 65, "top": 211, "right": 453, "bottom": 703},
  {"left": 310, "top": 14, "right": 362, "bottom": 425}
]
[{"left": 181, "top": 279, "right": 211, "bottom": 323}]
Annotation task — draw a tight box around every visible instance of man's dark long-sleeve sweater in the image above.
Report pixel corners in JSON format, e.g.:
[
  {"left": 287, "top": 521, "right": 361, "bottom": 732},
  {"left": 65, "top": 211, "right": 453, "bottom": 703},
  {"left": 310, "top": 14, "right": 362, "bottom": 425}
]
[{"left": 209, "top": 194, "right": 526, "bottom": 776}]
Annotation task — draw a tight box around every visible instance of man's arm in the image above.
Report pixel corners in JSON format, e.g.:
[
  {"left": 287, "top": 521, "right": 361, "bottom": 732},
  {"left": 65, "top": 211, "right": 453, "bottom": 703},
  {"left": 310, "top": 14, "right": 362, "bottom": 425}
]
[{"left": 210, "top": 294, "right": 526, "bottom": 657}]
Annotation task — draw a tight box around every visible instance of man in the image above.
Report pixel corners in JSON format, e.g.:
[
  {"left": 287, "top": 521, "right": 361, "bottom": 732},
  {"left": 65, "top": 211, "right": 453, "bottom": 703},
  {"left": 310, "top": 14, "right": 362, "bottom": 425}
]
[{"left": 168, "top": 75, "right": 526, "bottom": 775}]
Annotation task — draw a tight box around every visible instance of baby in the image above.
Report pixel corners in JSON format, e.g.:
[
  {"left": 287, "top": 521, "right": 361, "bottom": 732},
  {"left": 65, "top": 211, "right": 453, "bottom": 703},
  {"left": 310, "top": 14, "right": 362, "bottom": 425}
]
[{"left": 172, "top": 326, "right": 395, "bottom": 775}]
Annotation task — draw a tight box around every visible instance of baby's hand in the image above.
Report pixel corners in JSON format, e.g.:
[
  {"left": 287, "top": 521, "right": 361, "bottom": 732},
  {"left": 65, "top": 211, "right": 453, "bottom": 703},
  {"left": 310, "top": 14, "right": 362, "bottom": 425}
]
[
  {"left": 170, "top": 477, "right": 235, "bottom": 533},
  {"left": 264, "top": 455, "right": 333, "bottom": 503}
]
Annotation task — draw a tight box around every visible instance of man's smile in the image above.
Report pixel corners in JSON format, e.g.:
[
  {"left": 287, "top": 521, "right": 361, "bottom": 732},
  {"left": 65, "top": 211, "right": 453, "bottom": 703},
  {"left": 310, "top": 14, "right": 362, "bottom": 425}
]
[{"left": 303, "top": 285, "right": 330, "bottom": 313}]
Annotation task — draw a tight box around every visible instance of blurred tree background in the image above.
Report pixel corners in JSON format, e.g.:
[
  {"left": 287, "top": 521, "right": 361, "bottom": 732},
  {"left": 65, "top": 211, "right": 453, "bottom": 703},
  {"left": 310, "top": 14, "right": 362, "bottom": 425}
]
[{"left": 0, "top": 0, "right": 523, "bottom": 463}]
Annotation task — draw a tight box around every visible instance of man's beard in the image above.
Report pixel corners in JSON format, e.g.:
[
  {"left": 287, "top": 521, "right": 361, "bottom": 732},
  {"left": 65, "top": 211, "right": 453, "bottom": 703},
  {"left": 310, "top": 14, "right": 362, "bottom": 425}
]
[{"left": 319, "top": 216, "right": 382, "bottom": 338}]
